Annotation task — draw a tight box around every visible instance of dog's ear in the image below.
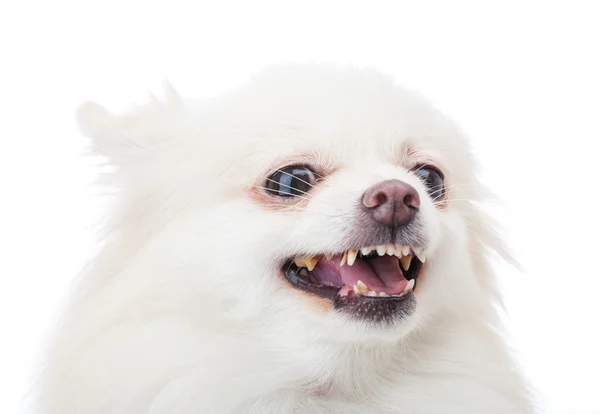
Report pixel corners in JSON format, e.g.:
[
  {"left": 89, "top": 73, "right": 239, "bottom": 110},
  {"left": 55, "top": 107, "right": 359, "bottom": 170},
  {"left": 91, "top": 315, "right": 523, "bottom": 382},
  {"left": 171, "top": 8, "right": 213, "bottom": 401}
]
[
  {"left": 75, "top": 84, "right": 192, "bottom": 232},
  {"left": 75, "top": 82, "right": 183, "bottom": 167}
]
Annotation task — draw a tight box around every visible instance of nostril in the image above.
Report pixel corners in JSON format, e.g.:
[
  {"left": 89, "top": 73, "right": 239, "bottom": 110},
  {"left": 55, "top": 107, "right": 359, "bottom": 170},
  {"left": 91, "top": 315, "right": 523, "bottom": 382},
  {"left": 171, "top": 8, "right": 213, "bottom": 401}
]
[
  {"left": 404, "top": 192, "right": 420, "bottom": 210},
  {"left": 363, "top": 190, "right": 388, "bottom": 209},
  {"left": 373, "top": 192, "right": 388, "bottom": 208}
]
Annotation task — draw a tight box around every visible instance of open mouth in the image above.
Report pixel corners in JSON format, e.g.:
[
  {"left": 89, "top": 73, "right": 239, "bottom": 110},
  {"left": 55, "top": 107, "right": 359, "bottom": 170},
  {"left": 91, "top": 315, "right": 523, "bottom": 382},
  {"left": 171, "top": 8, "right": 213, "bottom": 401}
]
[{"left": 283, "top": 244, "right": 425, "bottom": 302}]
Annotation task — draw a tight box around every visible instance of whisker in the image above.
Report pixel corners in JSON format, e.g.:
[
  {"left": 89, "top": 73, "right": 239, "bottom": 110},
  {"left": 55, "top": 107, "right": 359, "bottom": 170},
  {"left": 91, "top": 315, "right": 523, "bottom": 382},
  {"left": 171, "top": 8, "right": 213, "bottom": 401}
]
[
  {"left": 257, "top": 203, "right": 343, "bottom": 218},
  {"left": 259, "top": 204, "right": 311, "bottom": 212},
  {"left": 263, "top": 178, "right": 314, "bottom": 198},
  {"left": 436, "top": 198, "right": 475, "bottom": 204},
  {"left": 264, "top": 177, "right": 314, "bottom": 197},
  {"left": 429, "top": 183, "right": 480, "bottom": 195},
  {"left": 400, "top": 338, "right": 426, "bottom": 369},
  {"left": 428, "top": 185, "right": 447, "bottom": 197},
  {"left": 274, "top": 168, "right": 318, "bottom": 189},
  {"left": 253, "top": 185, "right": 313, "bottom": 202}
]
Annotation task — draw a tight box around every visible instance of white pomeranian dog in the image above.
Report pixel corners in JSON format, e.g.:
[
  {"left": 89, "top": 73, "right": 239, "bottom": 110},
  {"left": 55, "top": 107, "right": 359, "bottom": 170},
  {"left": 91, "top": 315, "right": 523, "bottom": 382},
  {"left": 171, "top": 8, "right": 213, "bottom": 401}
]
[{"left": 31, "top": 65, "right": 535, "bottom": 413}]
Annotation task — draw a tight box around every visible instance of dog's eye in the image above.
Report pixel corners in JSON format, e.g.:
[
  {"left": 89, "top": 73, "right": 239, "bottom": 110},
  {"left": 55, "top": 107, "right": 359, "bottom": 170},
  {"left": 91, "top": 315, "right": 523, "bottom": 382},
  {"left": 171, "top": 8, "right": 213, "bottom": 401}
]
[
  {"left": 266, "top": 166, "right": 317, "bottom": 197},
  {"left": 413, "top": 166, "right": 445, "bottom": 201}
]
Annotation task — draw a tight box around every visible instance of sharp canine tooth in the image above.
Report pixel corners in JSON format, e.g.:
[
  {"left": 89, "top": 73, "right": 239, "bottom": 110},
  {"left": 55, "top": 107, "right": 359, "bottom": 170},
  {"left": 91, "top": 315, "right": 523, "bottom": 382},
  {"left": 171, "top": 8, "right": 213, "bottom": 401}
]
[
  {"left": 347, "top": 250, "right": 358, "bottom": 266},
  {"left": 356, "top": 280, "right": 369, "bottom": 293},
  {"left": 361, "top": 247, "right": 372, "bottom": 255},
  {"left": 386, "top": 245, "right": 395, "bottom": 255},
  {"left": 402, "top": 245, "right": 410, "bottom": 256},
  {"left": 294, "top": 256, "right": 310, "bottom": 268},
  {"left": 400, "top": 254, "right": 413, "bottom": 271},
  {"left": 307, "top": 257, "right": 319, "bottom": 271},
  {"left": 368, "top": 290, "right": 377, "bottom": 297},
  {"left": 340, "top": 251, "right": 348, "bottom": 266},
  {"left": 353, "top": 284, "right": 360, "bottom": 294},
  {"left": 376, "top": 245, "right": 386, "bottom": 256},
  {"left": 415, "top": 250, "right": 426, "bottom": 263},
  {"left": 403, "top": 279, "right": 415, "bottom": 293},
  {"left": 325, "top": 252, "right": 333, "bottom": 260}
]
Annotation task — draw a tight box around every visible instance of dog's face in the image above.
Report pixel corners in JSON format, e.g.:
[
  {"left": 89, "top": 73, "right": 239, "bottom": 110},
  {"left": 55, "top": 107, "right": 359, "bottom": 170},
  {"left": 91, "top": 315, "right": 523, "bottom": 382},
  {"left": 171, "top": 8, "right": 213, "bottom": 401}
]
[{"left": 81, "top": 66, "right": 495, "bottom": 346}]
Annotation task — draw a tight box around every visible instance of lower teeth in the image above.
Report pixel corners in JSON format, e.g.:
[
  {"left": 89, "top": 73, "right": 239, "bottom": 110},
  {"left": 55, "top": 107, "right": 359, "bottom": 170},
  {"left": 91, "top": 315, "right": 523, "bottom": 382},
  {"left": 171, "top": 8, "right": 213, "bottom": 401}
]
[
  {"left": 350, "top": 279, "right": 415, "bottom": 298},
  {"left": 294, "top": 266, "right": 416, "bottom": 298}
]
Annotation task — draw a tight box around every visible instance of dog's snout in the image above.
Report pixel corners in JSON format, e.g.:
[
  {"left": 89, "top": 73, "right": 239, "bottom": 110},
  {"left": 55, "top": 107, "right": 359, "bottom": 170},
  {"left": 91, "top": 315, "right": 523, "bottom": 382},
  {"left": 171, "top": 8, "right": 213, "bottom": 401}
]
[{"left": 362, "top": 179, "right": 420, "bottom": 228}]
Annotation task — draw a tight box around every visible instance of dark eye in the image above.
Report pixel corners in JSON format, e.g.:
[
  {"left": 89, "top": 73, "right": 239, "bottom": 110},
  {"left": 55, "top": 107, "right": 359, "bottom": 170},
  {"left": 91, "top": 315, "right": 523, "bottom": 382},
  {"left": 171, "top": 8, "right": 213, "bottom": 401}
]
[
  {"left": 413, "top": 166, "right": 445, "bottom": 201},
  {"left": 265, "top": 166, "right": 317, "bottom": 197}
]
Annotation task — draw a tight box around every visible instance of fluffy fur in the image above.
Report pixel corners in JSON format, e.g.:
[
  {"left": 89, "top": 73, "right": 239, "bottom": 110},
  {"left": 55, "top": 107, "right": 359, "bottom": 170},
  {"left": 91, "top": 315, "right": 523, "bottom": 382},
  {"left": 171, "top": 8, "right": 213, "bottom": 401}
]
[{"left": 31, "top": 65, "right": 534, "bottom": 413}]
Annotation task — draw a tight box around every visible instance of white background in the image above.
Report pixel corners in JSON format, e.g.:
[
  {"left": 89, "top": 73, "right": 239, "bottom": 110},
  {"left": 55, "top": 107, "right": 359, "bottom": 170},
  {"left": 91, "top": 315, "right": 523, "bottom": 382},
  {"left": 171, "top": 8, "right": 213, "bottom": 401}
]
[{"left": 1, "top": 1, "right": 599, "bottom": 413}]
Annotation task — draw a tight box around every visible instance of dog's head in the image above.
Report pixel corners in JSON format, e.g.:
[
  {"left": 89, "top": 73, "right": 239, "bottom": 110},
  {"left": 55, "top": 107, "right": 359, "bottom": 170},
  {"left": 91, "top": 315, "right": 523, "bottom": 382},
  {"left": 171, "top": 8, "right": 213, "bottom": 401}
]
[{"left": 79, "top": 65, "right": 507, "bottom": 345}]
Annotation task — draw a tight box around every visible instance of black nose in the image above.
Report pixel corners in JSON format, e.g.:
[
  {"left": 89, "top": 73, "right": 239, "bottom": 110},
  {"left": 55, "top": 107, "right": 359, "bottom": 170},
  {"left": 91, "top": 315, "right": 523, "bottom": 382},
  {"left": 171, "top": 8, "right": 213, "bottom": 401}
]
[{"left": 362, "top": 179, "right": 420, "bottom": 228}]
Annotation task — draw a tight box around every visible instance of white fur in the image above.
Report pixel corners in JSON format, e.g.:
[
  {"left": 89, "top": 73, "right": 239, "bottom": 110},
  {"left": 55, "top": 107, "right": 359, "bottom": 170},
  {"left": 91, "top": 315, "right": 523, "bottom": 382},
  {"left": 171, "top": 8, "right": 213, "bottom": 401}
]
[{"left": 30, "top": 65, "right": 535, "bottom": 413}]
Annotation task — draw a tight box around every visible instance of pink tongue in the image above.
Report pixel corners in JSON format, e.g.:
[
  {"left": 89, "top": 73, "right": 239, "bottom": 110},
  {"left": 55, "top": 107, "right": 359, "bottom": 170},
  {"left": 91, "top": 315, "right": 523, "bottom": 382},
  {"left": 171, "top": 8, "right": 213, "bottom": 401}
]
[
  {"left": 341, "top": 255, "right": 408, "bottom": 294},
  {"left": 311, "top": 255, "right": 408, "bottom": 295}
]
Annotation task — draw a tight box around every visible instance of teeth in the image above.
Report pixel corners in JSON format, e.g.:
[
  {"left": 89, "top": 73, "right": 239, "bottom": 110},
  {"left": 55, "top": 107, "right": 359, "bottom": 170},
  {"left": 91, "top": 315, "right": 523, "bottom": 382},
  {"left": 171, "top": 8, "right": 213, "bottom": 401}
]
[
  {"left": 403, "top": 279, "right": 415, "bottom": 293},
  {"left": 350, "top": 283, "right": 392, "bottom": 298},
  {"left": 340, "top": 251, "right": 348, "bottom": 266},
  {"left": 306, "top": 257, "right": 319, "bottom": 271},
  {"left": 294, "top": 256, "right": 320, "bottom": 271},
  {"left": 347, "top": 278, "right": 414, "bottom": 298},
  {"left": 414, "top": 249, "right": 426, "bottom": 263},
  {"left": 356, "top": 280, "right": 369, "bottom": 293},
  {"left": 298, "top": 268, "right": 309, "bottom": 277},
  {"left": 294, "top": 245, "right": 425, "bottom": 280},
  {"left": 400, "top": 254, "right": 413, "bottom": 271},
  {"left": 294, "top": 256, "right": 311, "bottom": 268},
  {"left": 347, "top": 250, "right": 358, "bottom": 266}
]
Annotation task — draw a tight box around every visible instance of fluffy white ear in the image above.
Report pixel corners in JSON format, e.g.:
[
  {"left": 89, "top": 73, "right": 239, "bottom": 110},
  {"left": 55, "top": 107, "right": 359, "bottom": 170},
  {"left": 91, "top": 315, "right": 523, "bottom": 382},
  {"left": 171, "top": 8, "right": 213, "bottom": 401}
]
[
  {"left": 75, "top": 82, "right": 183, "bottom": 166},
  {"left": 75, "top": 101, "right": 117, "bottom": 153}
]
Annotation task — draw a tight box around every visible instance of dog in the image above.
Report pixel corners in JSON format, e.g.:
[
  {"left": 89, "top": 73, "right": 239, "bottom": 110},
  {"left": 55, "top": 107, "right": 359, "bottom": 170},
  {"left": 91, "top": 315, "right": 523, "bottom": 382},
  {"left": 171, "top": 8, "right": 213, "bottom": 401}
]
[{"left": 31, "top": 65, "right": 535, "bottom": 413}]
